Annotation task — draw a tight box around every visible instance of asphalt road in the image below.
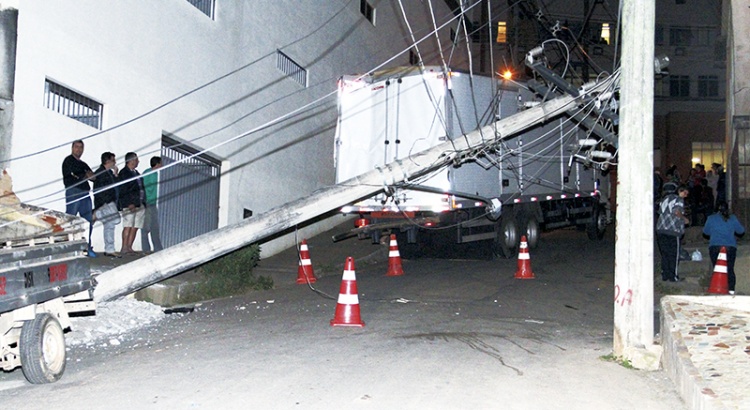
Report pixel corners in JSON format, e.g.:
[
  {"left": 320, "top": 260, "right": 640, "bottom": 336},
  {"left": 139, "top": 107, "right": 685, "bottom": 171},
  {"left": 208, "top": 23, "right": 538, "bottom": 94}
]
[{"left": 0, "top": 228, "right": 685, "bottom": 409}]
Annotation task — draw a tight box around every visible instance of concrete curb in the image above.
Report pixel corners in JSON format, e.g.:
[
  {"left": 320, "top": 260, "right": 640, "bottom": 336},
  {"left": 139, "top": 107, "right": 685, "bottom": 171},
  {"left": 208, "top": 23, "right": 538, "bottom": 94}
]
[{"left": 660, "top": 297, "right": 727, "bottom": 410}]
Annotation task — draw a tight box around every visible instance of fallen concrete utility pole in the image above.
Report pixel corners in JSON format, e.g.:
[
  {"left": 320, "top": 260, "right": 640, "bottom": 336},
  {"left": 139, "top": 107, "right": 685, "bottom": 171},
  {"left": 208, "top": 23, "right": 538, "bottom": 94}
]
[{"left": 94, "top": 90, "right": 591, "bottom": 302}]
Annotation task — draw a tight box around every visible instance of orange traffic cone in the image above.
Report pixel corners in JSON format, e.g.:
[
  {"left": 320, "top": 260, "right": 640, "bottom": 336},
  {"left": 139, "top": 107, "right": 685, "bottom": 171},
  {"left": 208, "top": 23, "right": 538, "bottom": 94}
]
[
  {"left": 331, "top": 257, "right": 365, "bottom": 327},
  {"left": 296, "top": 239, "right": 317, "bottom": 284},
  {"left": 514, "top": 235, "right": 535, "bottom": 279},
  {"left": 707, "top": 246, "right": 729, "bottom": 294},
  {"left": 385, "top": 234, "right": 404, "bottom": 276}
]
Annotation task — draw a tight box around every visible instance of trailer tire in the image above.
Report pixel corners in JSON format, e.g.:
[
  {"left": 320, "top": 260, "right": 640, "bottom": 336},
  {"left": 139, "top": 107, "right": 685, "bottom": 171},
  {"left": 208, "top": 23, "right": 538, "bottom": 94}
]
[
  {"left": 20, "top": 313, "right": 66, "bottom": 384},
  {"left": 586, "top": 204, "right": 607, "bottom": 240},
  {"left": 494, "top": 217, "right": 519, "bottom": 259},
  {"left": 523, "top": 216, "right": 540, "bottom": 249}
]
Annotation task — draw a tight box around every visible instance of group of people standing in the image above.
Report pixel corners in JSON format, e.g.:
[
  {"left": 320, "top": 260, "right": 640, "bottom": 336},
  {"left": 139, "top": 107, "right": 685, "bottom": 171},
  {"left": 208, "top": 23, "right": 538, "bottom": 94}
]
[
  {"left": 656, "top": 163, "right": 726, "bottom": 226},
  {"left": 655, "top": 162, "right": 744, "bottom": 294},
  {"left": 61, "top": 140, "right": 163, "bottom": 258}
]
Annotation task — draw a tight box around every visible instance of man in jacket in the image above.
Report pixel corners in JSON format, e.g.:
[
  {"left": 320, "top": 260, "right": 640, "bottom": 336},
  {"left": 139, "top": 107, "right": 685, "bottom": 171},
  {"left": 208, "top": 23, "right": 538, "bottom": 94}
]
[
  {"left": 656, "top": 185, "right": 690, "bottom": 282},
  {"left": 118, "top": 152, "right": 144, "bottom": 255}
]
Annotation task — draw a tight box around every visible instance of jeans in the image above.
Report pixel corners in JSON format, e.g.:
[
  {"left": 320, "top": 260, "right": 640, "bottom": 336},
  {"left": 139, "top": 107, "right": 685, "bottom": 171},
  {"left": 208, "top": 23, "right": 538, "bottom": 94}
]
[
  {"left": 141, "top": 205, "right": 163, "bottom": 252},
  {"left": 709, "top": 246, "right": 737, "bottom": 291},
  {"left": 66, "top": 187, "right": 93, "bottom": 248},
  {"left": 95, "top": 202, "right": 120, "bottom": 253}
]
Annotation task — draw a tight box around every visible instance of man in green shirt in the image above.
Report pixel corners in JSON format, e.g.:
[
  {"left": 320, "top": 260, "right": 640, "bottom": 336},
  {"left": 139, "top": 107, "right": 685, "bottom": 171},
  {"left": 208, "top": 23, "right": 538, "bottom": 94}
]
[{"left": 141, "top": 156, "right": 163, "bottom": 252}]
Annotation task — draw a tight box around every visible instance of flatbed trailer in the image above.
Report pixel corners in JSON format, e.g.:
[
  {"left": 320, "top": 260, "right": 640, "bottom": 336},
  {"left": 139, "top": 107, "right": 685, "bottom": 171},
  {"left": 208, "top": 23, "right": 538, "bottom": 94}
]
[{"left": 0, "top": 200, "right": 93, "bottom": 384}]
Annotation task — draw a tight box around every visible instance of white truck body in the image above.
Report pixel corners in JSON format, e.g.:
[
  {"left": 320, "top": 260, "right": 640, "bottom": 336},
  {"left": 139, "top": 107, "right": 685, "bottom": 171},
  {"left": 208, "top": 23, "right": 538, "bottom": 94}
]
[{"left": 334, "top": 66, "right": 612, "bottom": 257}]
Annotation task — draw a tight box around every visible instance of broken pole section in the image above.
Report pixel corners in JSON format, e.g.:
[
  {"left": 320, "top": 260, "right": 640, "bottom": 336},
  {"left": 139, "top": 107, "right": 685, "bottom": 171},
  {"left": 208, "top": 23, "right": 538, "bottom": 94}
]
[
  {"left": 613, "top": 0, "right": 659, "bottom": 369},
  {"left": 94, "top": 91, "right": 591, "bottom": 302}
]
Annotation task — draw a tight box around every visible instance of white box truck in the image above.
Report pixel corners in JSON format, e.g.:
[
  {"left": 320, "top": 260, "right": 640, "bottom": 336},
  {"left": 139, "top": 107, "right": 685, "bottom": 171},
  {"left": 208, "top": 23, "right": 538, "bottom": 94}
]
[{"left": 334, "top": 66, "right": 614, "bottom": 258}]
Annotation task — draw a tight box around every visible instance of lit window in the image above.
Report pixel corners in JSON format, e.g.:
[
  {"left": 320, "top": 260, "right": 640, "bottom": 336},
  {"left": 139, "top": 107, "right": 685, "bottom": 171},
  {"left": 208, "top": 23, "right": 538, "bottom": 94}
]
[
  {"left": 600, "top": 23, "right": 610, "bottom": 45},
  {"left": 44, "top": 79, "right": 102, "bottom": 129},
  {"left": 496, "top": 21, "right": 507, "bottom": 43},
  {"left": 186, "top": 0, "right": 214, "bottom": 19},
  {"left": 692, "top": 142, "right": 725, "bottom": 172}
]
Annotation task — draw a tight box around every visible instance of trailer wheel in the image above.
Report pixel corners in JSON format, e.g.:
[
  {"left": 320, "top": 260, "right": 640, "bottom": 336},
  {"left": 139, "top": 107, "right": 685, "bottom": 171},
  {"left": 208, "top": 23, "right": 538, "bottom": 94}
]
[
  {"left": 494, "top": 216, "right": 518, "bottom": 259},
  {"left": 523, "top": 216, "right": 540, "bottom": 249},
  {"left": 20, "top": 313, "right": 66, "bottom": 384},
  {"left": 586, "top": 205, "right": 607, "bottom": 240}
]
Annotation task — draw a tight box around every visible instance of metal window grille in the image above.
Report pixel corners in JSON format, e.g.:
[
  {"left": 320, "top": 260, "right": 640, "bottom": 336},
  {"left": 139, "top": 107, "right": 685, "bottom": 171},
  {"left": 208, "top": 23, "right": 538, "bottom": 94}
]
[
  {"left": 187, "top": 0, "right": 215, "bottom": 19},
  {"left": 276, "top": 51, "right": 307, "bottom": 87},
  {"left": 44, "top": 79, "right": 103, "bottom": 129}
]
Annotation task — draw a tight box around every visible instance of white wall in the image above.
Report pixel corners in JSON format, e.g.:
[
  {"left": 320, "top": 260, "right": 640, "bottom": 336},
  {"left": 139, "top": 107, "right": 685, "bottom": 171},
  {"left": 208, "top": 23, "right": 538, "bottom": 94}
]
[{"left": 7, "top": 0, "right": 466, "bottom": 255}]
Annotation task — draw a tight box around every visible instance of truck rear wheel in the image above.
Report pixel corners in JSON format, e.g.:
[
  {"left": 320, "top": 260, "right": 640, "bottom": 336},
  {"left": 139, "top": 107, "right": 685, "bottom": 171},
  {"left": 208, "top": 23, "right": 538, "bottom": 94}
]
[
  {"left": 20, "top": 313, "right": 66, "bottom": 384},
  {"left": 522, "top": 215, "right": 540, "bottom": 249},
  {"left": 586, "top": 204, "right": 607, "bottom": 240},
  {"left": 494, "top": 216, "right": 518, "bottom": 259}
]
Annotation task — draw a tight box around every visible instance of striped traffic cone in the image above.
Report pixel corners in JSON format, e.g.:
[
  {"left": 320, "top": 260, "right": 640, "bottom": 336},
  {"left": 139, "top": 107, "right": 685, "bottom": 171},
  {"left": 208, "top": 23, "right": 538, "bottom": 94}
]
[
  {"left": 385, "top": 234, "right": 404, "bottom": 276},
  {"left": 330, "top": 257, "right": 365, "bottom": 327},
  {"left": 296, "top": 239, "right": 317, "bottom": 284},
  {"left": 707, "top": 246, "right": 729, "bottom": 294},
  {"left": 514, "top": 235, "right": 535, "bottom": 279}
]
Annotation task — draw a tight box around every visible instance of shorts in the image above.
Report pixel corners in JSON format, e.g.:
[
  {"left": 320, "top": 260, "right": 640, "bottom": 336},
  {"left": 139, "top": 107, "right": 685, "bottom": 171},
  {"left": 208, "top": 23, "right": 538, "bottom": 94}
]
[{"left": 121, "top": 206, "right": 146, "bottom": 229}]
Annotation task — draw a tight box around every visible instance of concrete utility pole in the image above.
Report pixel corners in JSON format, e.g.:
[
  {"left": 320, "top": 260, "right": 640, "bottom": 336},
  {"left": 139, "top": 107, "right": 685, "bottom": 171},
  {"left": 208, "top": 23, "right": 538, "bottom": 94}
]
[
  {"left": 95, "top": 88, "right": 613, "bottom": 302},
  {"left": 727, "top": 0, "right": 750, "bottom": 224},
  {"left": 613, "top": 0, "right": 659, "bottom": 369}
]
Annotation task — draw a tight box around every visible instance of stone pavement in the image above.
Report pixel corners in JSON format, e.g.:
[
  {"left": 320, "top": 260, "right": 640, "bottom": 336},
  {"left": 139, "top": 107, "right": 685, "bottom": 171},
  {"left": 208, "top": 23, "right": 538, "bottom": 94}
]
[
  {"left": 660, "top": 227, "right": 750, "bottom": 409},
  {"left": 661, "top": 296, "right": 750, "bottom": 410},
  {"left": 87, "top": 223, "right": 750, "bottom": 409}
]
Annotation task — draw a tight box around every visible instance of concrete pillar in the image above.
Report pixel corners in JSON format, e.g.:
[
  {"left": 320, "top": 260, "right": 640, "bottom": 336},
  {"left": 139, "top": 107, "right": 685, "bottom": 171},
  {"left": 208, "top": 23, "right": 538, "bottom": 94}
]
[{"left": 613, "top": 0, "right": 660, "bottom": 370}]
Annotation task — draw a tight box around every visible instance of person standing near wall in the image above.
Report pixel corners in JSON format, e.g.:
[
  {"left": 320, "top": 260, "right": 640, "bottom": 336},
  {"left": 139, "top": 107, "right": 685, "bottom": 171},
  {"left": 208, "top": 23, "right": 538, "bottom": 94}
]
[
  {"left": 656, "top": 185, "right": 690, "bottom": 282},
  {"left": 61, "top": 139, "right": 97, "bottom": 257},
  {"left": 118, "top": 152, "right": 145, "bottom": 256},
  {"left": 141, "top": 156, "right": 163, "bottom": 253},
  {"left": 93, "top": 152, "right": 121, "bottom": 258},
  {"left": 703, "top": 201, "right": 745, "bottom": 295}
]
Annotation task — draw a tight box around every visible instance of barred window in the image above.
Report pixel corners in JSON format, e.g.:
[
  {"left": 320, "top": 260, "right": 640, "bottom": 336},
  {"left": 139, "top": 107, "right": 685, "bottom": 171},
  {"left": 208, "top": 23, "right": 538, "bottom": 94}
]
[
  {"left": 44, "top": 79, "right": 102, "bottom": 129},
  {"left": 187, "top": 0, "right": 214, "bottom": 19},
  {"left": 276, "top": 51, "right": 307, "bottom": 87}
]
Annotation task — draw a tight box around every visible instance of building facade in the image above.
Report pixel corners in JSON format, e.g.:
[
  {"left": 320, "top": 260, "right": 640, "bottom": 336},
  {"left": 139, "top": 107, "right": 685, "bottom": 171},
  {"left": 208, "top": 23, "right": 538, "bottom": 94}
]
[{"left": 0, "top": 0, "right": 472, "bottom": 255}]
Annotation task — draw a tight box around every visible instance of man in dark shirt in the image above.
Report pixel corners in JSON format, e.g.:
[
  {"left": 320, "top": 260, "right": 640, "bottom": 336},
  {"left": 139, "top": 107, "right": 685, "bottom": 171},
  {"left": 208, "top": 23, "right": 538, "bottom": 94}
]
[{"left": 61, "top": 139, "right": 96, "bottom": 257}]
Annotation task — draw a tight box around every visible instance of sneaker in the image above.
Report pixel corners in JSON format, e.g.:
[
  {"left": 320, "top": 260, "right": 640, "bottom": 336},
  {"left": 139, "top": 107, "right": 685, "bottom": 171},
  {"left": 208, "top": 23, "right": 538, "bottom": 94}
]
[
  {"left": 729, "top": 290, "right": 736, "bottom": 295},
  {"left": 86, "top": 248, "right": 98, "bottom": 258}
]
